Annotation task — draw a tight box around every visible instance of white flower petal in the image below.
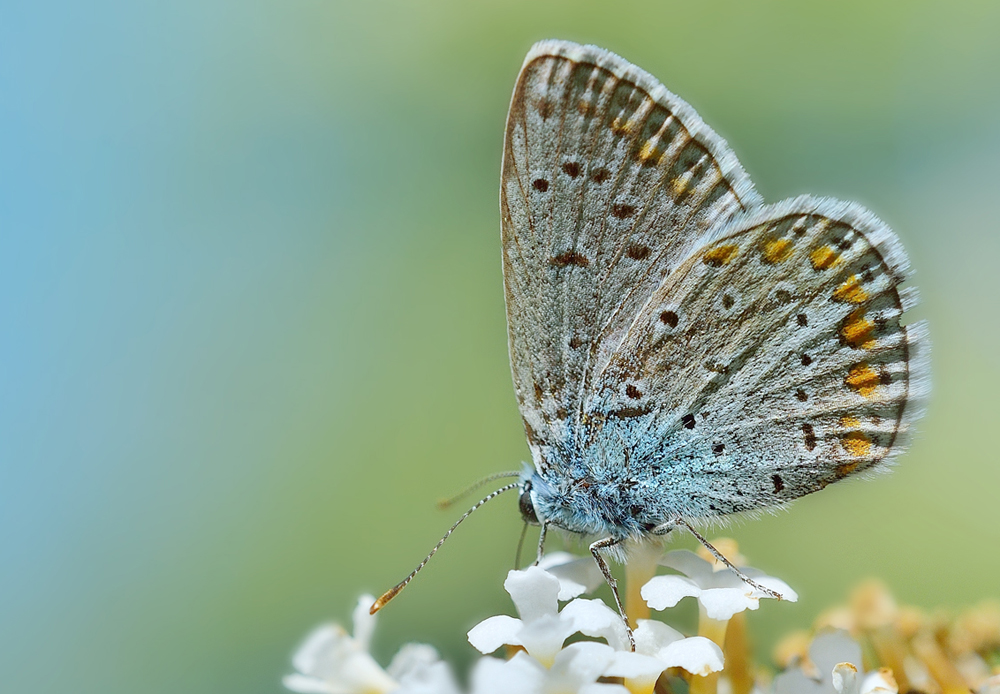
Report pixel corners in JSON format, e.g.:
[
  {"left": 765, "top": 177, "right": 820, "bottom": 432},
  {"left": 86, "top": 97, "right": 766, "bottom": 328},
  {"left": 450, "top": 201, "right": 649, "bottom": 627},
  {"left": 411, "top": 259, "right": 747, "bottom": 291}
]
[
  {"left": 604, "top": 650, "right": 669, "bottom": 680},
  {"left": 387, "top": 643, "right": 439, "bottom": 680},
  {"left": 505, "top": 567, "right": 561, "bottom": 621},
  {"left": 641, "top": 575, "right": 701, "bottom": 611},
  {"left": 660, "top": 550, "right": 716, "bottom": 583},
  {"left": 387, "top": 643, "right": 461, "bottom": 694},
  {"left": 774, "top": 633, "right": 865, "bottom": 694},
  {"left": 291, "top": 625, "right": 349, "bottom": 677},
  {"left": 287, "top": 624, "right": 397, "bottom": 692},
  {"left": 860, "top": 669, "right": 898, "bottom": 694},
  {"left": 551, "top": 642, "right": 619, "bottom": 686},
  {"left": 810, "top": 631, "right": 863, "bottom": 676},
  {"left": 655, "top": 636, "right": 725, "bottom": 676},
  {"left": 352, "top": 595, "right": 378, "bottom": 651},
  {"left": 537, "top": 552, "right": 605, "bottom": 600},
  {"left": 633, "top": 619, "right": 684, "bottom": 655},
  {"left": 340, "top": 653, "right": 398, "bottom": 693},
  {"left": 469, "top": 653, "right": 544, "bottom": 694},
  {"left": 559, "top": 596, "right": 618, "bottom": 631},
  {"left": 395, "top": 661, "right": 461, "bottom": 694},
  {"left": 282, "top": 673, "right": 340, "bottom": 694},
  {"left": 699, "top": 587, "right": 759, "bottom": 620},
  {"left": 517, "top": 613, "right": 579, "bottom": 665},
  {"left": 563, "top": 598, "right": 631, "bottom": 651},
  {"left": 467, "top": 615, "right": 523, "bottom": 654},
  {"left": 833, "top": 663, "right": 860, "bottom": 694}
]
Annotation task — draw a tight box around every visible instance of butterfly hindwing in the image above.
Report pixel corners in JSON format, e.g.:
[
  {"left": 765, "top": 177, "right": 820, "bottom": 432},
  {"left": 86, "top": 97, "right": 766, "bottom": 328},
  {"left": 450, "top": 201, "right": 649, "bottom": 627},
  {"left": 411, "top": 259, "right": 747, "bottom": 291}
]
[
  {"left": 502, "top": 40, "right": 761, "bottom": 471},
  {"left": 588, "top": 197, "right": 929, "bottom": 519}
]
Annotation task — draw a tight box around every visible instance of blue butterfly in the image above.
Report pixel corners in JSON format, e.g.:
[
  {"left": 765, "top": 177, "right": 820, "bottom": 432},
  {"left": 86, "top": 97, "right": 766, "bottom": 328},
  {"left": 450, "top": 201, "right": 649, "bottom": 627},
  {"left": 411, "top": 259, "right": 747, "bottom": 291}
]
[{"left": 372, "top": 40, "right": 929, "bottom": 649}]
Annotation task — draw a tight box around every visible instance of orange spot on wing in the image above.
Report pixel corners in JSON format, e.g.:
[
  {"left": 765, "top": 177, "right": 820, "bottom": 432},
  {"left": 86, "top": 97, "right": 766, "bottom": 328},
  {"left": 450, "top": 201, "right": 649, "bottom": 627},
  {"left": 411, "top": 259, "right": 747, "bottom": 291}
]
[
  {"left": 761, "top": 238, "right": 793, "bottom": 264},
  {"left": 672, "top": 171, "right": 693, "bottom": 195},
  {"left": 611, "top": 116, "right": 635, "bottom": 136},
  {"left": 840, "top": 309, "right": 876, "bottom": 349},
  {"left": 810, "top": 245, "right": 841, "bottom": 270},
  {"left": 703, "top": 244, "right": 738, "bottom": 266},
  {"left": 840, "top": 432, "right": 871, "bottom": 458},
  {"left": 836, "top": 460, "right": 861, "bottom": 477},
  {"left": 638, "top": 139, "right": 662, "bottom": 165},
  {"left": 838, "top": 415, "right": 871, "bottom": 461},
  {"left": 845, "top": 363, "right": 880, "bottom": 397},
  {"left": 833, "top": 275, "right": 869, "bottom": 304}
]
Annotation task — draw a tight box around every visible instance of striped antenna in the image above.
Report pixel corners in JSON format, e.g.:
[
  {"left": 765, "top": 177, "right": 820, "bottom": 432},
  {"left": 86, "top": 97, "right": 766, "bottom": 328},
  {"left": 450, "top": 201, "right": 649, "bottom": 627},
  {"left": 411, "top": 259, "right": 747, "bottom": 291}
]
[
  {"left": 370, "top": 482, "right": 520, "bottom": 614},
  {"left": 437, "top": 470, "right": 521, "bottom": 509}
]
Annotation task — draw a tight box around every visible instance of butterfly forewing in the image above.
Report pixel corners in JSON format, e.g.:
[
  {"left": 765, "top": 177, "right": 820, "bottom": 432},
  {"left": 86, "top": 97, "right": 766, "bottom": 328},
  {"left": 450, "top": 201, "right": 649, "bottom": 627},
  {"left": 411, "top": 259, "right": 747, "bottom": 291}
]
[
  {"left": 502, "top": 40, "right": 761, "bottom": 469},
  {"left": 589, "top": 197, "right": 929, "bottom": 518}
]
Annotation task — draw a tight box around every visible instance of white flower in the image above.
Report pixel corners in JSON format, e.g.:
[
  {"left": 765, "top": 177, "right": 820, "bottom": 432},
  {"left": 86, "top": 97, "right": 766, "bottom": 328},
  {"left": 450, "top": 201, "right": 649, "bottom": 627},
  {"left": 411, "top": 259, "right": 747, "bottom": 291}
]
[
  {"left": 284, "top": 594, "right": 397, "bottom": 694},
  {"left": 860, "top": 669, "right": 899, "bottom": 694},
  {"left": 470, "top": 643, "right": 630, "bottom": 694},
  {"left": 832, "top": 663, "right": 859, "bottom": 694},
  {"left": 284, "top": 595, "right": 458, "bottom": 694},
  {"left": 632, "top": 619, "right": 724, "bottom": 677},
  {"left": 387, "top": 644, "right": 461, "bottom": 694},
  {"left": 536, "top": 552, "right": 605, "bottom": 600},
  {"left": 641, "top": 549, "right": 797, "bottom": 621},
  {"left": 468, "top": 564, "right": 725, "bottom": 694},
  {"left": 467, "top": 566, "right": 623, "bottom": 666},
  {"left": 775, "top": 631, "right": 898, "bottom": 694}
]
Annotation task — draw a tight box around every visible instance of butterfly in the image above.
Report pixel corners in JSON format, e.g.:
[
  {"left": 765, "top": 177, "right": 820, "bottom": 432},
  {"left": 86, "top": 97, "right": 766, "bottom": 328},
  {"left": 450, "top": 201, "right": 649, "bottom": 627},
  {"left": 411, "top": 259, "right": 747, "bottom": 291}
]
[{"left": 373, "top": 40, "right": 929, "bottom": 645}]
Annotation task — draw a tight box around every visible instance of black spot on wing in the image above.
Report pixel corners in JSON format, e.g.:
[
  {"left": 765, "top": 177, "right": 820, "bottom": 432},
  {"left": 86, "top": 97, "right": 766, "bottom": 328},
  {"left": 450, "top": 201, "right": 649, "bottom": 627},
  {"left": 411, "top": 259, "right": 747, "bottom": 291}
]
[
  {"left": 591, "top": 168, "right": 610, "bottom": 184},
  {"left": 802, "top": 423, "right": 816, "bottom": 451},
  {"left": 550, "top": 252, "right": 590, "bottom": 268},
  {"left": 626, "top": 244, "right": 651, "bottom": 260},
  {"left": 772, "top": 474, "right": 785, "bottom": 493},
  {"left": 612, "top": 203, "right": 636, "bottom": 219}
]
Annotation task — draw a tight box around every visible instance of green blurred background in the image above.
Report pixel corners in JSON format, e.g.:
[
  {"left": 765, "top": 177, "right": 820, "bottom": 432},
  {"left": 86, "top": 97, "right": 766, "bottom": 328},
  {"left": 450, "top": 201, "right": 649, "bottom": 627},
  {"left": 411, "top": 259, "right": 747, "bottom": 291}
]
[{"left": 2, "top": 1, "right": 999, "bottom": 692}]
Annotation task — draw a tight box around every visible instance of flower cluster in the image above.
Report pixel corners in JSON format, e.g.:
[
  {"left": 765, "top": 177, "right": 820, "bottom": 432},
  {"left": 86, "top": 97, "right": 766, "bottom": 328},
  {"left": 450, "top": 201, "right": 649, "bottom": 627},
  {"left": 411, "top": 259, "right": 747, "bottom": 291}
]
[
  {"left": 466, "top": 563, "right": 724, "bottom": 693},
  {"left": 283, "top": 541, "right": 1000, "bottom": 694},
  {"left": 282, "top": 593, "right": 460, "bottom": 694},
  {"left": 775, "top": 579, "right": 1000, "bottom": 694}
]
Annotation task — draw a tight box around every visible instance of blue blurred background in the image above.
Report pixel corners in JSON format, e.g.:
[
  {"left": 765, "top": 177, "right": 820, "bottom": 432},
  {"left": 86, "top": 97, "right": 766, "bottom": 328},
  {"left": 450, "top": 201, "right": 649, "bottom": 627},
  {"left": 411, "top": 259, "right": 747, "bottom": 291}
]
[{"left": 3, "top": 2, "right": 999, "bottom": 692}]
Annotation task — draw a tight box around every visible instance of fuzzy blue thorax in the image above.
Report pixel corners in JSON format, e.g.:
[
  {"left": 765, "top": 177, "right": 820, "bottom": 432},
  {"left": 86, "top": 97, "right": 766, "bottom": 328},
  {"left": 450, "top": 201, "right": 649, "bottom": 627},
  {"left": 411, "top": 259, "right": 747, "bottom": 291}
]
[{"left": 521, "top": 449, "right": 691, "bottom": 540}]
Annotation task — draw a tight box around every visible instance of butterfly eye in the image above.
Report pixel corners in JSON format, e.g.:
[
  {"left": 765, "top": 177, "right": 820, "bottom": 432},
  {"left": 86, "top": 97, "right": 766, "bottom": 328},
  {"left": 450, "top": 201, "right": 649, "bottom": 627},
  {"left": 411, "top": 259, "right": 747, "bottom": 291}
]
[{"left": 519, "top": 486, "right": 539, "bottom": 525}]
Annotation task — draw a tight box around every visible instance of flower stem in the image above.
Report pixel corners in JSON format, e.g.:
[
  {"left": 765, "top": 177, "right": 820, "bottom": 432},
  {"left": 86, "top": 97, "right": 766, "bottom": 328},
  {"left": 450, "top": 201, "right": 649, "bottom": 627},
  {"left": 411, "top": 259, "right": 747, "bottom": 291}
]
[
  {"left": 625, "top": 543, "right": 661, "bottom": 627},
  {"left": 724, "top": 613, "right": 753, "bottom": 694},
  {"left": 912, "top": 630, "right": 970, "bottom": 694},
  {"left": 690, "top": 607, "right": 729, "bottom": 694}
]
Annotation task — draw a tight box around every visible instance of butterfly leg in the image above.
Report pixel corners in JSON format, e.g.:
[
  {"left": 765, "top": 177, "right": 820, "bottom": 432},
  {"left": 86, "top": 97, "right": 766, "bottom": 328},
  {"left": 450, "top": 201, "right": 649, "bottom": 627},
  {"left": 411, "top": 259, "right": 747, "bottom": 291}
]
[
  {"left": 533, "top": 522, "right": 548, "bottom": 566},
  {"left": 590, "top": 536, "right": 636, "bottom": 651},
  {"left": 514, "top": 522, "right": 529, "bottom": 569},
  {"left": 675, "top": 517, "right": 783, "bottom": 600}
]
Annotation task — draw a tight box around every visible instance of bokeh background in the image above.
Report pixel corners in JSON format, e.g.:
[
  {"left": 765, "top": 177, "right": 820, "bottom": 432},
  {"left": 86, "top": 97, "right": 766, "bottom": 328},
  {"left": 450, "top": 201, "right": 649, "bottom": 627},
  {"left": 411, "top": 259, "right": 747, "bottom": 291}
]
[{"left": 3, "top": 1, "right": 999, "bottom": 692}]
